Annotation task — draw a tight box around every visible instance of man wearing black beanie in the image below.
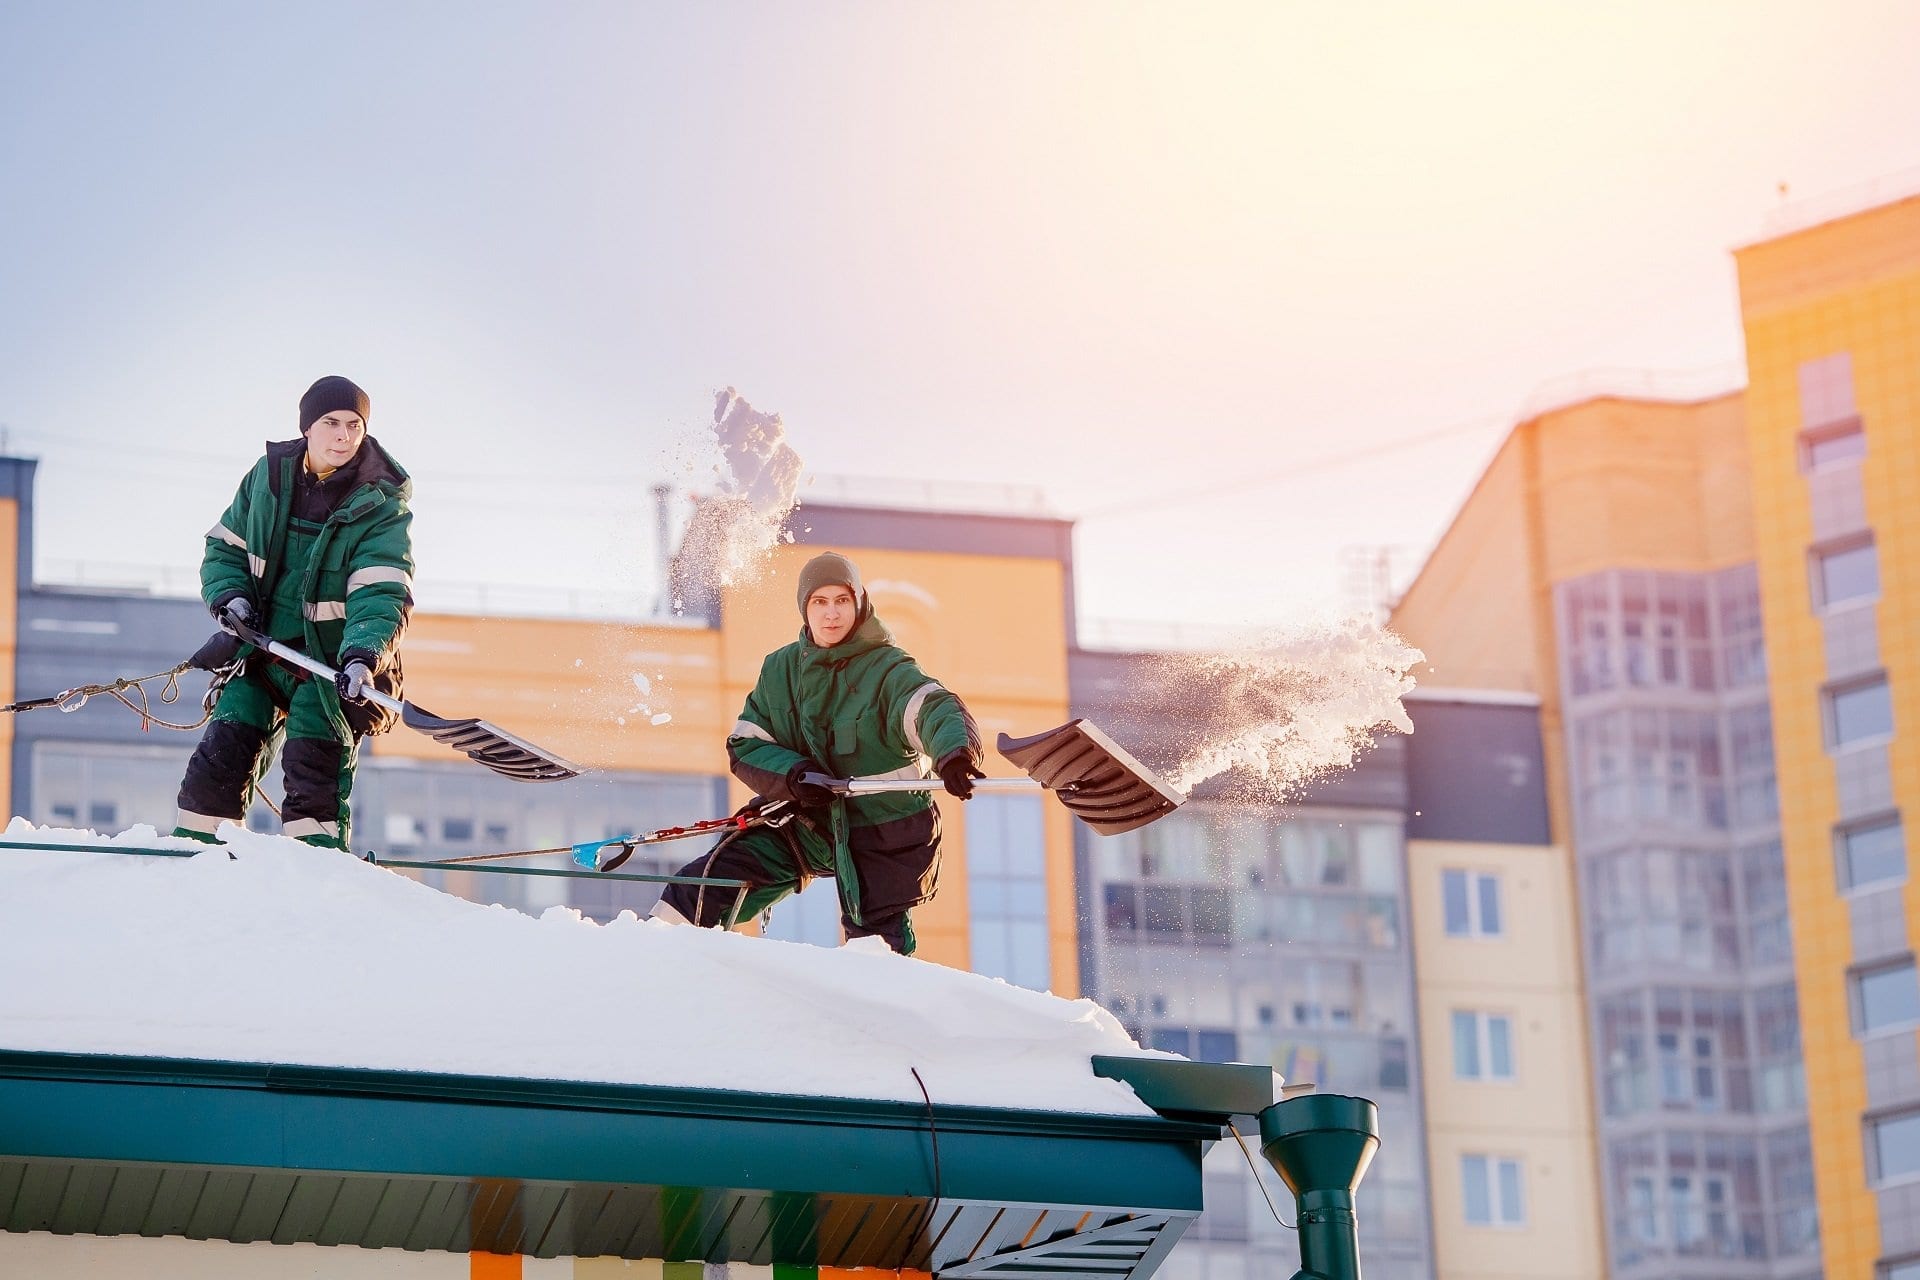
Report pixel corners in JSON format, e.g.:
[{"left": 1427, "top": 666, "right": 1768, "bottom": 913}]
[{"left": 173, "top": 375, "right": 416, "bottom": 851}]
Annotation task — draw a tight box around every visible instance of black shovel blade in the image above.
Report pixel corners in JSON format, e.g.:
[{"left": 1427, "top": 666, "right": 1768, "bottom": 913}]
[
  {"left": 400, "top": 704, "right": 583, "bottom": 782},
  {"left": 996, "top": 718, "right": 1185, "bottom": 836}
]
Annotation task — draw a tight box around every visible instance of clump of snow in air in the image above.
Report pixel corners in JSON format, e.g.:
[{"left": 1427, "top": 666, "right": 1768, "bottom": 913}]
[
  {"left": 1149, "top": 615, "right": 1423, "bottom": 801},
  {"left": 0, "top": 822, "right": 1161, "bottom": 1114},
  {"left": 668, "top": 388, "right": 805, "bottom": 608},
  {"left": 649, "top": 713, "right": 672, "bottom": 726}
]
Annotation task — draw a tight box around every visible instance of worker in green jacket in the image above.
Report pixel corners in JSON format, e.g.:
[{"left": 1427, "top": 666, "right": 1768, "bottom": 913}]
[
  {"left": 652, "top": 551, "right": 985, "bottom": 954},
  {"left": 172, "top": 375, "right": 415, "bottom": 851}
]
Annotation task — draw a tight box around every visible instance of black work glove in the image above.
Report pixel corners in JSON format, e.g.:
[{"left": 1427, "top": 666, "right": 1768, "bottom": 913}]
[
  {"left": 786, "top": 759, "right": 836, "bottom": 809},
  {"left": 187, "top": 631, "right": 244, "bottom": 672},
  {"left": 937, "top": 751, "right": 987, "bottom": 801},
  {"left": 213, "top": 595, "right": 254, "bottom": 637}
]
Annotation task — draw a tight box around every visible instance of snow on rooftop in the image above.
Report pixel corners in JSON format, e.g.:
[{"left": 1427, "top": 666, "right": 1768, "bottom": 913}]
[{"left": 0, "top": 821, "right": 1161, "bottom": 1117}]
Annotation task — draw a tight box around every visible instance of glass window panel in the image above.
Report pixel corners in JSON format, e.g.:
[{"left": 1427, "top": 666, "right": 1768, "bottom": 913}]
[
  {"left": 1143, "top": 887, "right": 1183, "bottom": 933},
  {"left": 1010, "top": 876, "right": 1049, "bottom": 922},
  {"left": 1497, "top": 1160, "right": 1524, "bottom": 1224},
  {"left": 969, "top": 919, "right": 1009, "bottom": 978},
  {"left": 1442, "top": 869, "right": 1470, "bottom": 936},
  {"left": 1191, "top": 887, "right": 1231, "bottom": 937},
  {"left": 1452, "top": 1011, "right": 1481, "bottom": 1078},
  {"left": 1817, "top": 542, "right": 1879, "bottom": 607},
  {"left": 1195, "top": 1030, "right": 1238, "bottom": 1063},
  {"left": 1006, "top": 921, "right": 1050, "bottom": 992},
  {"left": 1476, "top": 873, "right": 1502, "bottom": 936},
  {"left": 1807, "top": 426, "right": 1866, "bottom": 468},
  {"left": 1843, "top": 821, "right": 1906, "bottom": 888},
  {"left": 1355, "top": 824, "right": 1399, "bottom": 892},
  {"left": 1488, "top": 1015, "right": 1514, "bottom": 1079},
  {"left": 1832, "top": 680, "right": 1894, "bottom": 746},
  {"left": 1860, "top": 964, "right": 1920, "bottom": 1033},
  {"left": 762, "top": 874, "right": 844, "bottom": 948},
  {"left": 1149, "top": 1028, "right": 1190, "bottom": 1056},
  {"left": 1461, "top": 1156, "right": 1491, "bottom": 1224},
  {"left": 971, "top": 879, "right": 1010, "bottom": 916},
  {"left": 1873, "top": 1111, "right": 1920, "bottom": 1183},
  {"left": 1364, "top": 896, "right": 1400, "bottom": 948},
  {"left": 1103, "top": 884, "right": 1138, "bottom": 932}
]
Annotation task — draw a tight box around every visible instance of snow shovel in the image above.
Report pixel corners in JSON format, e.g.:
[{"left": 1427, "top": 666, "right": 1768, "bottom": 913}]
[
  {"left": 223, "top": 616, "right": 582, "bottom": 782},
  {"left": 802, "top": 718, "right": 1184, "bottom": 836}
]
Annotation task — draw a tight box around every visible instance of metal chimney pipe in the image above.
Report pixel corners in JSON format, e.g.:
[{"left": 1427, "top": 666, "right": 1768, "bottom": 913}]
[{"left": 1257, "top": 1093, "right": 1379, "bottom": 1280}]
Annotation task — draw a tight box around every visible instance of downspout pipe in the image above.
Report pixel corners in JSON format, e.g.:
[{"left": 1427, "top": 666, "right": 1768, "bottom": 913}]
[{"left": 1257, "top": 1093, "right": 1379, "bottom": 1280}]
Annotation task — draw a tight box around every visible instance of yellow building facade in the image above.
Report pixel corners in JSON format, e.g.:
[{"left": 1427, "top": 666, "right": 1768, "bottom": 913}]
[
  {"left": 362, "top": 511, "right": 1080, "bottom": 990},
  {"left": 1735, "top": 193, "right": 1920, "bottom": 1278}
]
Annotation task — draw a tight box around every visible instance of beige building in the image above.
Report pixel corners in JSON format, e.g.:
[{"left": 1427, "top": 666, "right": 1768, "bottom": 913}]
[
  {"left": 1396, "top": 688, "right": 1607, "bottom": 1280},
  {"left": 1409, "top": 816, "right": 1605, "bottom": 1275},
  {"left": 1393, "top": 390, "right": 1816, "bottom": 1279}
]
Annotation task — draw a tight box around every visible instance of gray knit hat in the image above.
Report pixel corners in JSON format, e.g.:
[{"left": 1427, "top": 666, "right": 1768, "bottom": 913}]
[{"left": 796, "top": 551, "right": 866, "bottom": 620}]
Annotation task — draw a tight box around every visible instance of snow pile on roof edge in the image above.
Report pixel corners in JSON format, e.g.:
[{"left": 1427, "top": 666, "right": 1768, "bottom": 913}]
[{"left": 0, "top": 821, "right": 1163, "bottom": 1117}]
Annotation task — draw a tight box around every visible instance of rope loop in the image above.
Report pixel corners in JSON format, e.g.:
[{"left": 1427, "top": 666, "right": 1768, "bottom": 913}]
[{"left": 3, "top": 660, "right": 231, "bottom": 733}]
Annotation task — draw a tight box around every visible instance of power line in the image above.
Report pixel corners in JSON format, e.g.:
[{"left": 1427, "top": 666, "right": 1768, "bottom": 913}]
[
  {"left": 1076, "top": 413, "right": 1507, "bottom": 520},
  {"left": 4, "top": 427, "right": 648, "bottom": 489}
]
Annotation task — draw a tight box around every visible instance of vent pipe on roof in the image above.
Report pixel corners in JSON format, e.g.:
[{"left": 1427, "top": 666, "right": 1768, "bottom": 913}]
[{"left": 1258, "top": 1093, "right": 1378, "bottom": 1280}]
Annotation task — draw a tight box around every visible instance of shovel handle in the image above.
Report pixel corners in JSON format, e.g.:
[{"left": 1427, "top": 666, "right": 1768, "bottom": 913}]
[
  {"left": 803, "top": 773, "right": 1044, "bottom": 796},
  {"left": 227, "top": 618, "right": 403, "bottom": 716}
]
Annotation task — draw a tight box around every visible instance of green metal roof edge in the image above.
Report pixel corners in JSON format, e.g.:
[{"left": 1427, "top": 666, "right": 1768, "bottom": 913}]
[
  {"left": 0, "top": 1048, "right": 1216, "bottom": 1215},
  {"left": 1091, "top": 1055, "right": 1275, "bottom": 1121},
  {"left": 0, "top": 1047, "right": 1207, "bottom": 1141}
]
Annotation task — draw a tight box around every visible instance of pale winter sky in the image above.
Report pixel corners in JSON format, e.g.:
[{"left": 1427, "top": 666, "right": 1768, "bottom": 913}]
[{"left": 3, "top": 2, "right": 1918, "bottom": 635}]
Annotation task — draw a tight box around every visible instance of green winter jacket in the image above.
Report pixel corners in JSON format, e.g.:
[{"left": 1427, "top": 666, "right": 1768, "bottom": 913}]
[
  {"left": 728, "top": 609, "right": 981, "bottom": 924},
  {"left": 202, "top": 437, "right": 414, "bottom": 741}
]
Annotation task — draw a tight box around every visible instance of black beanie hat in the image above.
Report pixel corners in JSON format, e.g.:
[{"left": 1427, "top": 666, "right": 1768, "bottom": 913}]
[
  {"left": 299, "top": 376, "right": 371, "bottom": 435},
  {"left": 796, "top": 552, "right": 866, "bottom": 620}
]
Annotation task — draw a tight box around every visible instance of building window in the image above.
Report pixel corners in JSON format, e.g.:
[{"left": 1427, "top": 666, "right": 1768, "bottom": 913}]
[
  {"left": 1800, "top": 420, "right": 1866, "bottom": 471},
  {"left": 1668, "top": 1172, "right": 1732, "bottom": 1252},
  {"left": 1871, "top": 1110, "right": 1920, "bottom": 1186},
  {"left": 1882, "top": 1259, "right": 1920, "bottom": 1280},
  {"left": 1839, "top": 817, "right": 1906, "bottom": 889},
  {"left": 760, "top": 876, "right": 843, "bottom": 948},
  {"left": 1797, "top": 352, "right": 1856, "bottom": 428},
  {"left": 1442, "top": 868, "right": 1502, "bottom": 938},
  {"left": 1461, "top": 1154, "right": 1525, "bottom": 1226},
  {"left": 1626, "top": 1175, "right": 1659, "bottom": 1243},
  {"left": 1451, "top": 1010, "right": 1515, "bottom": 1081},
  {"left": 1828, "top": 676, "right": 1895, "bottom": 749},
  {"left": 966, "top": 793, "right": 1050, "bottom": 991},
  {"left": 1812, "top": 538, "right": 1879, "bottom": 610},
  {"left": 1148, "top": 1026, "right": 1238, "bottom": 1063},
  {"left": 1856, "top": 962, "right": 1920, "bottom": 1035}
]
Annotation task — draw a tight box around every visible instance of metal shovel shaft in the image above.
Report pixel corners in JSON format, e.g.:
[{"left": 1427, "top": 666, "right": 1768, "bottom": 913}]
[
  {"left": 835, "top": 777, "right": 1043, "bottom": 794},
  {"left": 220, "top": 614, "right": 582, "bottom": 782},
  {"left": 252, "top": 636, "right": 404, "bottom": 715}
]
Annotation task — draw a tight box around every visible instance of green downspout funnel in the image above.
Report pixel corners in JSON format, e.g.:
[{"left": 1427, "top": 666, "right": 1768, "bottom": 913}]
[{"left": 1257, "top": 1093, "right": 1379, "bottom": 1280}]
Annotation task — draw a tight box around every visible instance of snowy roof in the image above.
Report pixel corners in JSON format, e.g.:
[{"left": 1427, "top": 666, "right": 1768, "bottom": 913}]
[{"left": 0, "top": 822, "right": 1163, "bottom": 1117}]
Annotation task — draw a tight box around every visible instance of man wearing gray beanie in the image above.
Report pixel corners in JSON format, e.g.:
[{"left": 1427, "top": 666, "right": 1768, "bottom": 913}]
[{"left": 653, "top": 550, "right": 985, "bottom": 954}]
